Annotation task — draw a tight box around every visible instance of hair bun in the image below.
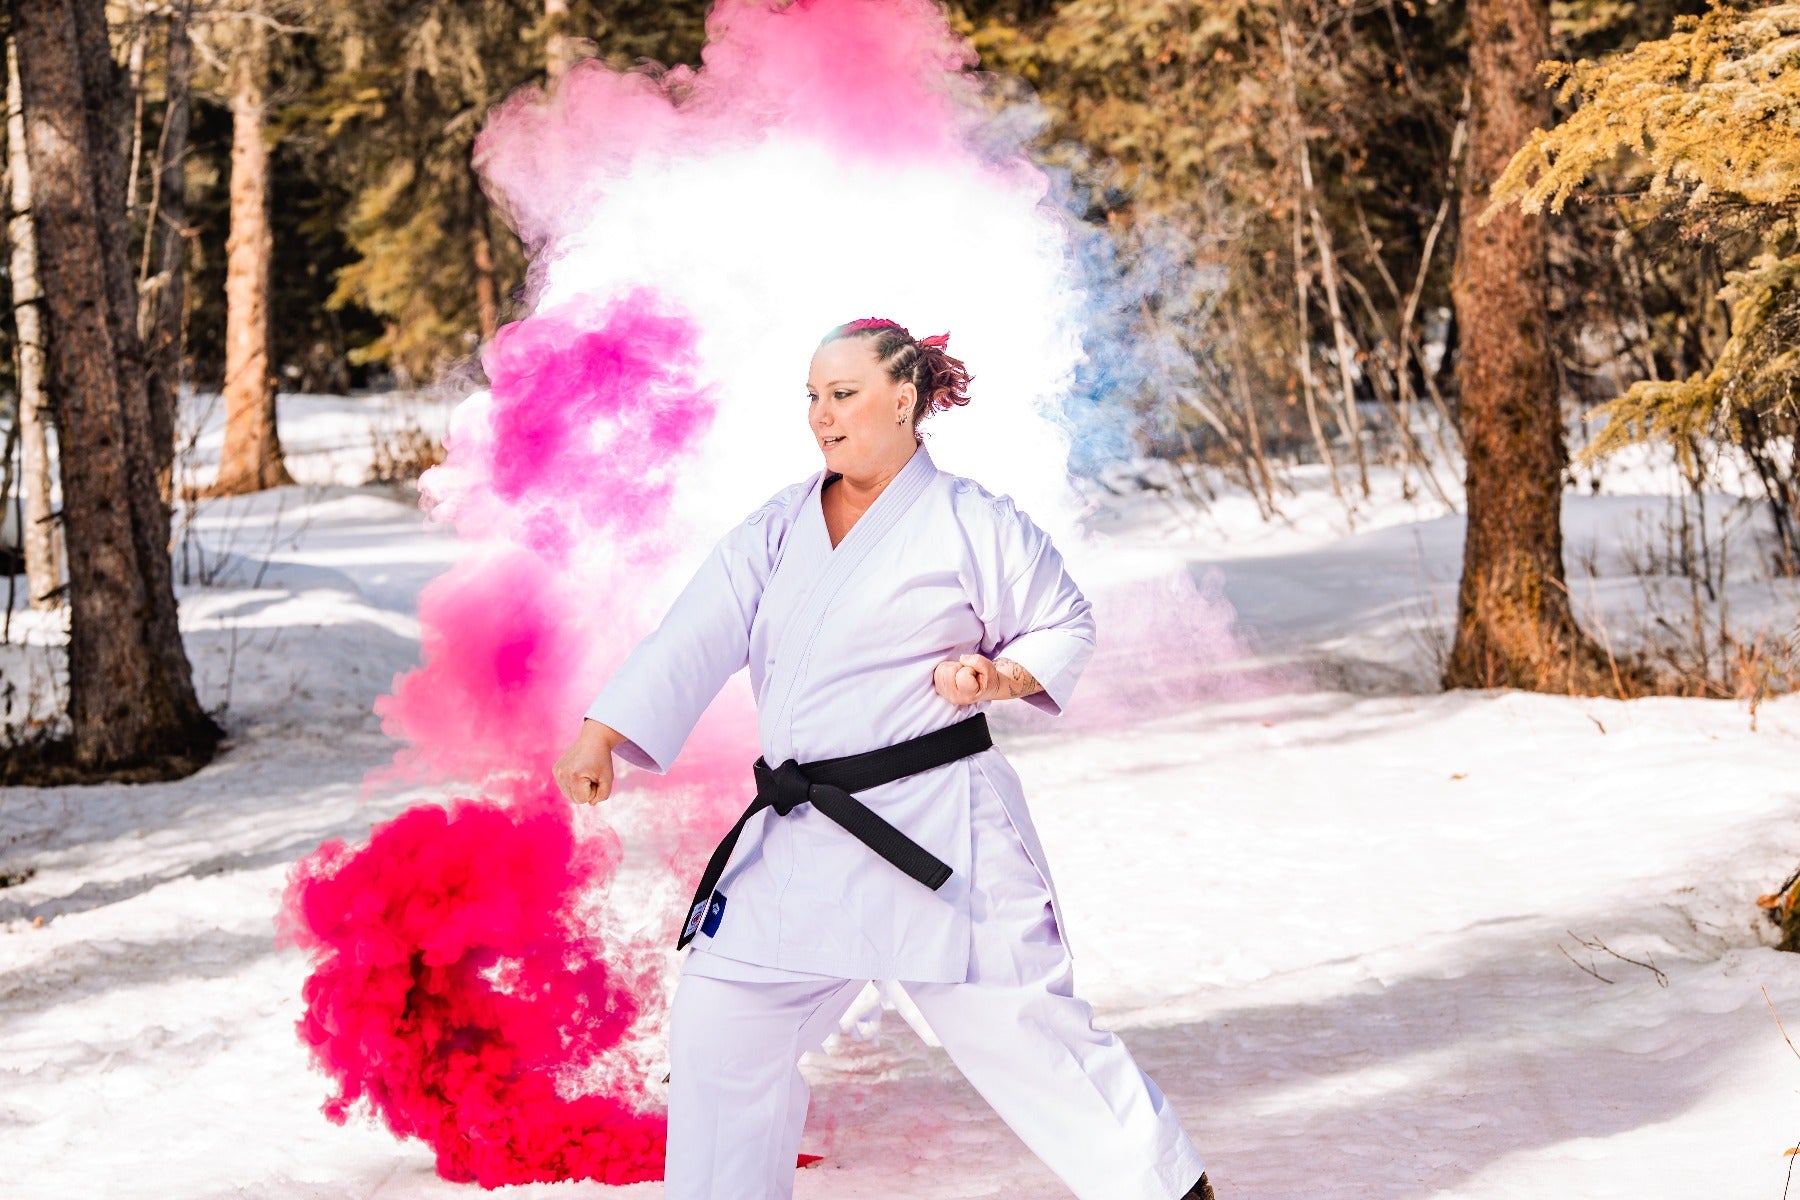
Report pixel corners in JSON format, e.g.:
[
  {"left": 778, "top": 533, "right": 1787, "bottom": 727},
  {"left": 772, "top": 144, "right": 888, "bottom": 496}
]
[{"left": 820, "top": 317, "right": 974, "bottom": 423}]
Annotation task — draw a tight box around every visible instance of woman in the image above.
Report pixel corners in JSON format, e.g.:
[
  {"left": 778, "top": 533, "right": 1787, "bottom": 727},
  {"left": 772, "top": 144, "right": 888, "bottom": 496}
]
[{"left": 553, "top": 319, "right": 1215, "bottom": 1200}]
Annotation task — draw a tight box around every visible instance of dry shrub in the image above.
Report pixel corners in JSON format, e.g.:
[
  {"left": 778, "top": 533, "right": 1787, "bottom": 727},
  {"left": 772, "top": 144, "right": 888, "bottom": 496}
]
[
  {"left": 1568, "top": 494, "right": 1800, "bottom": 719},
  {"left": 367, "top": 417, "right": 445, "bottom": 486}
]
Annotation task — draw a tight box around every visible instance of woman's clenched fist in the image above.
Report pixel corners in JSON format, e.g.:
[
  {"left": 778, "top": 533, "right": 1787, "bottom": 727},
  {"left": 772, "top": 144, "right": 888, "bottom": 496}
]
[{"left": 554, "top": 719, "right": 626, "bottom": 805}]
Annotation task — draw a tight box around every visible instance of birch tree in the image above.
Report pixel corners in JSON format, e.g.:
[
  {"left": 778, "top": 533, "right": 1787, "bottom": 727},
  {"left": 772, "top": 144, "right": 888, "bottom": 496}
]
[{"left": 5, "top": 40, "right": 59, "bottom": 609}]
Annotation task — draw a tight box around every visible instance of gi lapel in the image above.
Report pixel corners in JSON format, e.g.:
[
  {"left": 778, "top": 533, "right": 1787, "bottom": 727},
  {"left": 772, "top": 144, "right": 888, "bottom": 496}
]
[{"left": 763, "top": 444, "right": 938, "bottom": 744}]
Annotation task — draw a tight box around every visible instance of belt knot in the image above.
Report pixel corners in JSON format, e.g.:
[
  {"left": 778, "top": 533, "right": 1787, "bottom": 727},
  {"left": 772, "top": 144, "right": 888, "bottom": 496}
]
[
  {"left": 763, "top": 758, "right": 812, "bottom": 816},
  {"left": 676, "top": 716, "right": 988, "bottom": 949}
]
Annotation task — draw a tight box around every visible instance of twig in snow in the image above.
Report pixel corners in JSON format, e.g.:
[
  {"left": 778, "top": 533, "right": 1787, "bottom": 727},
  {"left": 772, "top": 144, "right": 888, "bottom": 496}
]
[
  {"left": 1547, "top": 573, "right": 1630, "bottom": 701},
  {"left": 1562, "top": 930, "right": 1670, "bottom": 987},
  {"left": 1403, "top": 527, "right": 1453, "bottom": 680},
  {"left": 1762, "top": 987, "right": 1800, "bottom": 1065},
  {"left": 1556, "top": 940, "right": 1614, "bottom": 984},
  {"left": 210, "top": 618, "right": 241, "bottom": 721}
]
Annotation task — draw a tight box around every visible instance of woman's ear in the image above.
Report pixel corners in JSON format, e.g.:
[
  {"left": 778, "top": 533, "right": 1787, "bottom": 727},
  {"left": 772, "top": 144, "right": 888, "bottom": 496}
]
[{"left": 896, "top": 381, "right": 917, "bottom": 423}]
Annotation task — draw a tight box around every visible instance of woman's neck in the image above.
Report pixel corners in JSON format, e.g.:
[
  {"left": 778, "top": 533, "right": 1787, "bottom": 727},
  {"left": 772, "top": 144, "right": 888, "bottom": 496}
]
[{"left": 830, "top": 443, "right": 916, "bottom": 510}]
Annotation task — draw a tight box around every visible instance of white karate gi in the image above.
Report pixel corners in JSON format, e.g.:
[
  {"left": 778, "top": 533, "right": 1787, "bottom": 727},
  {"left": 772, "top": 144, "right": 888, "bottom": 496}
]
[{"left": 586, "top": 444, "right": 1206, "bottom": 1200}]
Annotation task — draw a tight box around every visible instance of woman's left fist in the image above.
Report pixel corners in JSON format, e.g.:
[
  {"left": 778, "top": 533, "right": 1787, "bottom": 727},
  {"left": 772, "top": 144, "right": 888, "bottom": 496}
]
[{"left": 933, "top": 653, "right": 993, "bottom": 706}]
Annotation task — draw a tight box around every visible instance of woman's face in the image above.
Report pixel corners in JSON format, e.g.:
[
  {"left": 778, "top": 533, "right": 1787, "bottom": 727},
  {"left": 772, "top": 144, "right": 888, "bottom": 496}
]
[{"left": 806, "top": 337, "right": 917, "bottom": 478}]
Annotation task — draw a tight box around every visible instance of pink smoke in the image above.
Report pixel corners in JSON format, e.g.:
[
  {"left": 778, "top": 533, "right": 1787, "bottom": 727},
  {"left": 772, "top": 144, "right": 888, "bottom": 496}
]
[
  {"left": 281, "top": 799, "right": 665, "bottom": 1187},
  {"left": 1074, "top": 570, "right": 1309, "bottom": 725},
  {"left": 985, "top": 568, "right": 1308, "bottom": 744},
  {"left": 282, "top": 0, "right": 990, "bottom": 1160},
  {"left": 434, "top": 293, "right": 716, "bottom": 561},
  {"left": 279, "top": 0, "right": 1289, "bottom": 1188},
  {"left": 283, "top": 284, "right": 746, "bottom": 1185},
  {"left": 372, "top": 290, "right": 721, "bottom": 791},
  {"left": 476, "top": 0, "right": 981, "bottom": 252}
]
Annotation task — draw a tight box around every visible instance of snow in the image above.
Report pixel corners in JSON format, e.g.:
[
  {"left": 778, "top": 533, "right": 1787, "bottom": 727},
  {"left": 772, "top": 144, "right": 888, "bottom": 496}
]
[{"left": 3, "top": 394, "right": 1800, "bottom": 1198}]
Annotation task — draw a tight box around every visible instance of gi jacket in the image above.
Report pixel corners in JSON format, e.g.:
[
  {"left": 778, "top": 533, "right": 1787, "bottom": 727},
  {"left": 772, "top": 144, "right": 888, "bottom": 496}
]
[{"left": 585, "top": 444, "right": 1095, "bottom": 982}]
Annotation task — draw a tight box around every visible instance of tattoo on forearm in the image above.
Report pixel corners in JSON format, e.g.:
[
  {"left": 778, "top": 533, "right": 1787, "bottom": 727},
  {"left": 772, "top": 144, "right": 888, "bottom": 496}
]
[{"left": 991, "top": 657, "right": 1042, "bottom": 701}]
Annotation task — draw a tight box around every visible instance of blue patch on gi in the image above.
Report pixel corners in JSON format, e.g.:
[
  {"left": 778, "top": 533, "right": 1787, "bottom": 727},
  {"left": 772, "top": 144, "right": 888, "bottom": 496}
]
[{"left": 701, "top": 891, "right": 727, "bottom": 938}]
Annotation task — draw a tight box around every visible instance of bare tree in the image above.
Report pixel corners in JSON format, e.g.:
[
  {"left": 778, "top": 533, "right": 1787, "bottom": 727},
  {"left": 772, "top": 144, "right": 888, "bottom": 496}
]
[
  {"left": 469, "top": 163, "right": 499, "bottom": 342},
  {"left": 139, "top": 0, "right": 195, "bottom": 504},
  {"left": 9, "top": 0, "right": 219, "bottom": 775}
]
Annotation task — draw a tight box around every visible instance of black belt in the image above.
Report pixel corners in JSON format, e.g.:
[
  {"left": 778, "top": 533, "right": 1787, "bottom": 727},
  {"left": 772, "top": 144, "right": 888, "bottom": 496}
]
[{"left": 676, "top": 714, "right": 992, "bottom": 948}]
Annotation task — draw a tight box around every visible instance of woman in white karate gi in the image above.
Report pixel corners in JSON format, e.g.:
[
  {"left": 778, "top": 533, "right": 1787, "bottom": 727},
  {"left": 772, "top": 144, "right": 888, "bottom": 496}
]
[{"left": 554, "top": 319, "right": 1214, "bottom": 1200}]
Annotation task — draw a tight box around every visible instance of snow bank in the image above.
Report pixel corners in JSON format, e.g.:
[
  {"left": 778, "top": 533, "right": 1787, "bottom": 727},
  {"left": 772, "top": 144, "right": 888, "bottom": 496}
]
[{"left": 2, "top": 395, "right": 1799, "bottom": 1197}]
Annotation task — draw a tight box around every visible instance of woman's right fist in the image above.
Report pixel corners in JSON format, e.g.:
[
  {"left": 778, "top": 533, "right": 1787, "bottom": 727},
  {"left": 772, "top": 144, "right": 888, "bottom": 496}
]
[{"left": 554, "top": 719, "right": 625, "bottom": 806}]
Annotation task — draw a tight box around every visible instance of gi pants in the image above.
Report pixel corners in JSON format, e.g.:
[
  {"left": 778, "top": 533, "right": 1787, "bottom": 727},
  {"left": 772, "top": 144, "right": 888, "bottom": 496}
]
[{"left": 666, "top": 776, "right": 1207, "bottom": 1200}]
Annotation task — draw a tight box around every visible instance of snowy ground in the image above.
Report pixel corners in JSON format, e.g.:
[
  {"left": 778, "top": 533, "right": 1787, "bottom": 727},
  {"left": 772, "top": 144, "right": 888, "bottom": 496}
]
[{"left": 3, "top": 396, "right": 1800, "bottom": 1198}]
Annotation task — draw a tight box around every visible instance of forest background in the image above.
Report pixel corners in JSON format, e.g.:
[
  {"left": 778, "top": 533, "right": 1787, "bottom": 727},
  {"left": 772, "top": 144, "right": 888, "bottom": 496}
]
[
  {"left": 2, "top": 0, "right": 1797, "bottom": 802},
  {"left": 9, "top": 7, "right": 1800, "bottom": 1193}
]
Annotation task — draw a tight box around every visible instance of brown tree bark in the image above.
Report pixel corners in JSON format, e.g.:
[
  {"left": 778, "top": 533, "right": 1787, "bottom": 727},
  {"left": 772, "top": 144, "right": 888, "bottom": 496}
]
[
  {"left": 71, "top": 0, "right": 210, "bottom": 739},
  {"left": 214, "top": 18, "right": 291, "bottom": 496},
  {"left": 470, "top": 166, "right": 499, "bottom": 342},
  {"left": 9, "top": 0, "right": 219, "bottom": 776},
  {"left": 138, "top": 0, "right": 193, "bottom": 503},
  {"left": 544, "top": 0, "right": 576, "bottom": 84},
  {"left": 6, "top": 40, "right": 60, "bottom": 610},
  {"left": 1444, "top": 0, "right": 1616, "bottom": 694}
]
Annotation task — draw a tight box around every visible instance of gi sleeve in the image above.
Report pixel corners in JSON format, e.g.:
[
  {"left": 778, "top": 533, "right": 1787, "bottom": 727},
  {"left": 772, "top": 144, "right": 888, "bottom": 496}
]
[
  {"left": 583, "top": 518, "right": 771, "bottom": 773},
  {"left": 973, "top": 499, "right": 1096, "bottom": 717}
]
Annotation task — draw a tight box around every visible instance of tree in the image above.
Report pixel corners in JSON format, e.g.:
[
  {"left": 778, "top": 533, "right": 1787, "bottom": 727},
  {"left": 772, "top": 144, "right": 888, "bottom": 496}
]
[
  {"left": 213, "top": 11, "right": 292, "bottom": 495},
  {"left": 139, "top": 0, "right": 196, "bottom": 504},
  {"left": 1442, "top": 0, "right": 1618, "bottom": 694},
  {"left": 1491, "top": 2, "right": 1800, "bottom": 574},
  {"left": 7, "top": 0, "right": 220, "bottom": 778},
  {"left": 961, "top": 0, "right": 1470, "bottom": 506},
  {"left": 544, "top": 0, "right": 577, "bottom": 85},
  {"left": 5, "top": 40, "right": 59, "bottom": 609},
  {"left": 300, "top": 0, "right": 708, "bottom": 383}
]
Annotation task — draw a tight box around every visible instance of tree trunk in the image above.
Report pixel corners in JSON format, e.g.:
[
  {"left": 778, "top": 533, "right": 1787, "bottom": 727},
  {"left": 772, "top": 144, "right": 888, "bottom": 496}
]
[
  {"left": 1307, "top": 201, "right": 1371, "bottom": 498},
  {"left": 9, "top": 0, "right": 218, "bottom": 775},
  {"left": 1276, "top": 9, "right": 1343, "bottom": 507},
  {"left": 138, "top": 0, "right": 192, "bottom": 503},
  {"left": 470, "top": 165, "right": 499, "bottom": 341},
  {"left": 71, "top": 0, "right": 208, "bottom": 737},
  {"left": 124, "top": 0, "right": 146, "bottom": 216},
  {"left": 1444, "top": 0, "right": 1615, "bottom": 694},
  {"left": 6, "top": 40, "right": 60, "bottom": 610},
  {"left": 544, "top": 0, "right": 575, "bottom": 84},
  {"left": 215, "top": 19, "right": 290, "bottom": 496},
  {"left": 1291, "top": 211, "right": 1342, "bottom": 502}
]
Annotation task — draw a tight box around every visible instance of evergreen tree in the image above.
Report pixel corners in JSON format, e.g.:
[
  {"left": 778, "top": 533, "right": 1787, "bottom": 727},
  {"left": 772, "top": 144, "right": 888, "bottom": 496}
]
[
  {"left": 294, "top": 0, "right": 709, "bottom": 384},
  {"left": 1489, "top": 1, "right": 1800, "bottom": 570}
]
